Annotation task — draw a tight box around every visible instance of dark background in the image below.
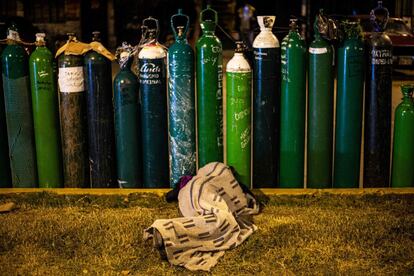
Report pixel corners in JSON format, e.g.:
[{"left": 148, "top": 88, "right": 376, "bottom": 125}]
[{"left": 0, "top": 0, "right": 413, "bottom": 50}]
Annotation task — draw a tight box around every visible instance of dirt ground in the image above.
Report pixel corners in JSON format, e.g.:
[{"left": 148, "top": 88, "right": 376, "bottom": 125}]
[{"left": 0, "top": 192, "right": 413, "bottom": 275}]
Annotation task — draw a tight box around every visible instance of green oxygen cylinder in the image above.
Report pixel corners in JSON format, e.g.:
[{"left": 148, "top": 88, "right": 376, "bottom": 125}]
[
  {"left": 226, "top": 42, "right": 252, "bottom": 187},
  {"left": 57, "top": 33, "right": 88, "bottom": 188},
  {"left": 391, "top": 84, "right": 414, "bottom": 187},
  {"left": 0, "top": 44, "right": 12, "bottom": 187},
  {"left": 333, "top": 23, "right": 365, "bottom": 188},
  {"left": 196, "top": 5, "right": 223, "bottom": 168},
  {"left": 1, "top": 25, "right": 37, "bottom": 187},
  {"left": 279, "top": 19, "right": 306, "bottom": 188},
  {"left": 168, "top": 10, "right": 196, "bottom": 187},
  {"left": 138, "top": 17, "right": 169, "bottom": 188},
  {"left": 29, "top": 33, "right": 63, "bottom": 188},
  {"left": 114, "top": 43, "right": 142, "bottom": 188},
  {"left": 307, "top": 13, "right": 334, "bottom": 189},
  {"left": 252, "top": 15, "right": 280, "bottom": 188}
]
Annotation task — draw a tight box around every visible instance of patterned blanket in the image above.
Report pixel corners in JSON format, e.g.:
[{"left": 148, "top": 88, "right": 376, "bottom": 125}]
[{"left": 144, "top": 162, "right": 259, "bottom": 271}]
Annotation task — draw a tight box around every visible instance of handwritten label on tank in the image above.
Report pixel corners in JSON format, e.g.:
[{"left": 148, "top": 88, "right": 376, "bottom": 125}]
[
  {"left": 58, "top": 67, "right": 84, "bottom": 93},
  {"left": 371, "top": 49, "right": 392, "bottom": 65},
  {"left": 140, "top": 62, "right": 162, "bottom": 85},
  {"left": 217, "top": 64, "right": 223, "bottom": 148},
  {"left": 309, "top": 47, "right": 328, "bottom": 54}
]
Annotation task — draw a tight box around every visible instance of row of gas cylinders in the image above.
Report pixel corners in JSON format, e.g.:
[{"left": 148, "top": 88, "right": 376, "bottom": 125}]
[{"left": 1, "top": 6, "right": 413, "bottom": 189}]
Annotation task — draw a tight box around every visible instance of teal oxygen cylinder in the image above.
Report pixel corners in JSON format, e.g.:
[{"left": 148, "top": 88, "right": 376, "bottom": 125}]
[
  {"left": 0, "top": 44, "right": 11, "bottom": 187},
  {"left": 114, "top": 43, "right": 142, "bottom": 188},
  {"left": 168, "top": 10, "right": 196, "bottom": 187},
  {"left": 226, "top": 42, "right": 252, "bottom": 187},
  {"left": 196, "top": 5, "right": 223, "bottom": 168},
  {"left": 1, "top": 25, "right": 37, "bottom": 187},
  {"left": 333, "top": 22, "right": 365, "bottom": 188},
  {"left": 138, "top": 17, "right": 169, "bottom": 188},
  {"left": 252, "top": 15, "right": 280, "bottom": 188}
]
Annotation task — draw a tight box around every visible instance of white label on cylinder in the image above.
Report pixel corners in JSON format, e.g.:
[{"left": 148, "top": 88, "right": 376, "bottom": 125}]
[
  {"left": 309, "top": 47, "right": 328, "bottom": 54},
  {"left": 58, "top": 67, "right": 84, "bottom": 93}
]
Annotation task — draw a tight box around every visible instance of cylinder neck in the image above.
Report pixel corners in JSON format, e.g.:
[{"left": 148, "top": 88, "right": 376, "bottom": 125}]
[
  {"left": 35, "top": 33, "right": 46, "bottom": 46},
  {"left": 201, "top": 21, "right": 216, "bottom": 34},
  {"left": 401, "top": 84, "right": 414, "bottom": 100}
]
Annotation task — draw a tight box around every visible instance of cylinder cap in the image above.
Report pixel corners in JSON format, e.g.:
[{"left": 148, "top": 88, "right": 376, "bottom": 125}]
[
  {"left": 36, "top": 33, "right": 46, "bottom": 41},
  {"left": 7, "top": 23, "right": 20, "bottom": 40},
  {"left": 66, "top": 32, "right": 76, "bottom": 41},
  {"left": 235, "top": 41, "right": 246, "bottom": 53},
  {"left": 258, "top": 16, "right": 275, "bottom": 31},
  {"left": 289, "top": 18, "right": 298, "bottom": 31},
  {"left": 401, "top": 84, "right": 414, "bottom": 97},
  {"left": 370, "top": 1, "right": 389, "bottom": 32},
  {"left": 92, "top": 31, "right": 101, "bottom": 41}
]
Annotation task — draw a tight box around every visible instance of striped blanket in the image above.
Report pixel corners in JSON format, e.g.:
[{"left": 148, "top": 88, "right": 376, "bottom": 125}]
[{"left": 144, "top": 162, "right": 259, "bottom": 271}]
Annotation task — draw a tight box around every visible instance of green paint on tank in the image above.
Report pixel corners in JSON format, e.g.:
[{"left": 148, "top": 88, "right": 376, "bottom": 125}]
[
  {"left": 307, "top": 19, "right": 334, "bottom": 189},
  {"left": 226, "top": 72, "right": 251, "bottom": 186},
  {"left": 279, "top": 20, "right": 306, "bottom": 188},
  {"left": 226, "top": 43, "right": 251, "bottom": 187},
  {"left": 1, "top": 27, "right": 37, "bottom": 187},
  {"left": 334, "top": 24, "right": 364, "bottom": 188},
  {"left": 391, "top": 84, "right": 414, "bottom": 187},
  {"left": 196, "top": 5, "right": 223, "bottom": 168},
  {"left": 29, "top": 33, "right": 63, "bottom": 188}
]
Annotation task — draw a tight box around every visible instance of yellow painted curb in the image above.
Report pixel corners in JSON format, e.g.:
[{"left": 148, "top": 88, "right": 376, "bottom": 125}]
[{"left": 0, "top": 188, "right": 414, "bottom": 196}]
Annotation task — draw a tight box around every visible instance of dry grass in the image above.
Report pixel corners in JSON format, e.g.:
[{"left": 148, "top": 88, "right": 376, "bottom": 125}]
[{"left": 0, "top": 192, "right": 414, "bottom": 275}]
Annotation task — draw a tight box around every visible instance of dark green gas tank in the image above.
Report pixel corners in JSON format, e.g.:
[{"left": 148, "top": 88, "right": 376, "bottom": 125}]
[
  {"left": 29, "top": 33, "right": 63, "bottom": 188},
  {"left": 391, "top": 84, "right": 414, "bottom": 187},
  {"left": 333, "top": 23, "right": 365, "bottom": 188},
  {"left": 84, "top": 32, "right": 116, "bottom": 188},
  {"left": 0, "top": 44, "right": 12, "bottom": 187},
  {"left": 114, "top": 43, "right": 142, "bottom": 188},
  {"left": 307, "top": 17, "right": 334, "bottom": 189},
  {"left": 58, "top": 33, "right": 88, "bottom": 188},
  {"left": 279, "top": 19, "right": 306, "bottom": 188},
  {"left": 168, "top": 10, "right": 196, "bottom": 187},
  {"left": 196, "top": 6, "right": 223, "bottom": 168},
  {"left": 138, "top": 17, "right": 169, "bottom": 188},
  {"left": 1, "top": 26, "right": 37, "bottom": 187},
  {"left": 252, "top": 15, "right": 280, "bottom": 188},
  {"left": 364, "top": 3, "right": 393, "bottom": 187}
]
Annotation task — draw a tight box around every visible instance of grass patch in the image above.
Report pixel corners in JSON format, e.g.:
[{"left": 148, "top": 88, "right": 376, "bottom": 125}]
[{"left": 0, "top": 192, "right": 414, "bottom": 275}]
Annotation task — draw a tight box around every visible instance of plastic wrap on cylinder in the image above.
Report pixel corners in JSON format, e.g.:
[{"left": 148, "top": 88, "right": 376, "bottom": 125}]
[{"left": 168, "top": 10, "right": 196, "bottom": 187}]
